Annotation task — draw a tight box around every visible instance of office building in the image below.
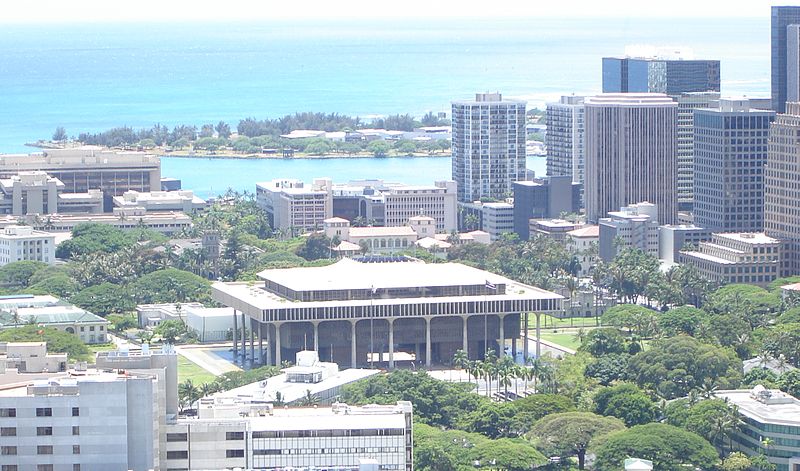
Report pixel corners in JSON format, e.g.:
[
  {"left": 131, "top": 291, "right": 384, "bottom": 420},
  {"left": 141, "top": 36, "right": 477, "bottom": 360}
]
[
  {"left": 772, "top": 6, "right": 800, "bottom": 112},
  {"left": 584, "top": 93, "right": 678, "bottom": 224},
  {"left": 545, "top": 96, "right": 586, "bottom": 184},
  {"left": 0, "top": 147, "right": 161, "bottom": 197},
  {"left": 765, "top": 103, "right": 800, "bottom": 276},
  {"left": 680, "top": 233, "right": 781, "bottom": 287},
  {"left": 529, "top": 219, "right": 585, "bottom": 242},
  {"left": 675, "top": 92, "right": 720, "bottom": 211},
  {"left": 0, "top": 225, "right": 56, "bottom": 266},
  {"left": 481, "top": 202, "right": 514, "bottom": 241},
  {"left": 602, "top": 50, "right": 720, "bottom": 95},
  {"left": 694, "top": 99, "right": 776, "bottom": 233},
  {"left": 0, "top": 342, "right": 67, "bottom": 374},
  {"left": 512, "top": 177, "right": 582, "bottom": 240},
  {"left": 2, "top": 208, "right": 192, "bottom": 235},
  {"left": 0, "top": 345, "right": 177, "bottom": 471},
  {"left": 451, "top": 93, "right": 527, "bottom": 202},
  {"left": 256, "top": 178, "right": 333, "bottom": 234},
  {"left": 383, "top": 181, "right": 457, "bottom": 232},
  {"left": 717, "top": 387, "right": 800, "bottom": 471},
  {"left": 212, "top": 257, "right": 563, "bottom": 368},
  {"left": 658, "top": 224, "right": 711, "bottom": 264},
  {"left": 598, "top": 202, "right": 660, "bottom": 261},
  {"left": 0, "top": 172, "right": 103, "bottom": 216}
]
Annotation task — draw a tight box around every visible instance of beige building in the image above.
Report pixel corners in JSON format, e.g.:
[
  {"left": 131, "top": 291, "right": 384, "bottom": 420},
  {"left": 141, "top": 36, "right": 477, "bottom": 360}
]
[
  {"left": 0, "top": 171, "right": 103, "bottom": 216},
  {"left": 113, "top": 189, "right": 206, "bottom": 213},
  {"left": 383, "top": 181, "right": 457, "bottom": 232},
  {"left": 680, "top": 233, "right": 781, "bottom": 287},
  {"left": 584, "top": 93, "right": 677, "bottom": 224},
  {"left": 0, "top": 146, "right": 161, "bottom": 196},
  {"left": 530, "top": 219, "right": 585, "bottom": 242},
  {"left": 3, "top": 207, "right": 193, "bottom": 235},
  {"left": 765, "top": 102, "right": 800, "bottom": 276},
  {"left": 566, "top": 225, "right": 599, "bottom": 276},
  {"left": 0, "top": 342, "right": 67, "bottom": 373},
  {"left": 0, "top": 294, "right": 110, "bottom": 343},
  {"left": 256, "top": 178, "right": 333, "bottom": 234}
]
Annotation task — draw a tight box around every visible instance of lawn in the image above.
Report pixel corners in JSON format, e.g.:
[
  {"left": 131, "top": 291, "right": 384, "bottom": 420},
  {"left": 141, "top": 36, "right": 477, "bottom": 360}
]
[
  {"left": 539, "top": 332, "right": 582, "bottom": 351},
  {"left": 177, "top": 355, "right": 217, "bottom": 385},
  {"left": 527, "top": 314, "right": 600, "bottom": 330}
]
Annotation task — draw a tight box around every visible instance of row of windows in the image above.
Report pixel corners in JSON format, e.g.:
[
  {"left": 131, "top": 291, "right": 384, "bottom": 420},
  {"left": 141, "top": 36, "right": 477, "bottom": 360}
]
[
  {"left": 252, "top": 428, "right": 404, "bottom": 439},
  {"left": 2, "top": 466, "right": 81, "bottom": 471},
  {"left": 254, "top": 447, "right": 402, "bottom": 456},
  {"left": 167, "top": 449, "right": 245, "bottom": 460},
  {"left": 0, "top": 407, "right": 78, "bottom": 418}
]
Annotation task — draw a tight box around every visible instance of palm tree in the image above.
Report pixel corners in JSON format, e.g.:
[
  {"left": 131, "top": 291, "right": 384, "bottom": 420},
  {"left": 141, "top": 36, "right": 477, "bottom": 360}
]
[
  {"left": 453, "top": 349, "right": 469, "bottom": 381},
  {"left": 299, "top": 389, "right": 319, "bottom": 407},
  {"left": 497, "top": 356, "right": 516, "bottom": 399},
  {"left": 10, "top": 308, "right": 20, "bottom": 329},
  {"left": 527, "top": 357, "right": 542, "bottom": 393},
  {"left": 178, "top": 379, "right": 199, "bottom": 413},
  {"left": 563, "top": 274, "right": 580, "bottom": 327},
  {"left": 467, "top": 361, "right": 482, "bottom": 391}
]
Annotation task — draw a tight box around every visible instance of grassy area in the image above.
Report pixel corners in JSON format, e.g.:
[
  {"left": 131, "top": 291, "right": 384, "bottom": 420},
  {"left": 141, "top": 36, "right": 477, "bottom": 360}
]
[
  {"left": 177, "top": 355, "right": 217, "bottom": 385},
  {"left": 527, "top": 314, "right": 600, "bottom": 329},
  {"left": 539, "top": 332, "right": 582, "bottom": 351},
  {"left": 87, "top": 343, "right": 117, "bottom": 354}
]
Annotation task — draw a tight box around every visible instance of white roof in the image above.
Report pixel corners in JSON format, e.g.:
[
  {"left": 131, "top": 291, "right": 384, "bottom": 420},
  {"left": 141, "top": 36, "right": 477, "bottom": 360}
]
[
  {"left": 716, "top": 389, "right": 800, "bottom": 426},
  {"left": 349, "top": 226, "right": 416, "bottom": 238},
  {"left": 715, "top": 232, "right": 780, "bottom": 245}
]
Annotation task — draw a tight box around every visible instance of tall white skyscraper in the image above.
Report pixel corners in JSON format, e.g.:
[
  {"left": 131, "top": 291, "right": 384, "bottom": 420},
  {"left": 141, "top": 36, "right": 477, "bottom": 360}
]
[
  {"left": 546, "top": 95, "right": 585, "bottom": 185},
  {"left": 451, "top": 93, "right": 527, "bottom": 203},
  {"left": 584, "top": 93, "right": 678, "bottom": 224}
]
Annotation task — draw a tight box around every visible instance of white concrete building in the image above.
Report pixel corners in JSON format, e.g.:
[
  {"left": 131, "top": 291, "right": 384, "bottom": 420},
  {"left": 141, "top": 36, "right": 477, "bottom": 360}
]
[
  {"left": 481, "top": 202, "right": 514, "bottom": 241},
  {"left": 566, "top": 225, "right": 599, "bottom": 276},
  {"left": 680, "top": 233, "right": 781, "bottom": 287},
  {"left": 0, "top": 342, "right": 67, "bottom": 374},
  {"left": 3, "top": 208, "right": 192, "bottom": 235},
  {"left": 658, "top": 224, "right": 711, "bottom": 264},
  {"left": 257, "top": 178, "right": 333, "bottom": 234},
  {"left": 383, "top": 181, "right": 457, "bottom": 232},
  {"left": 598, "top": 202, "right": 660, "bottom": 261},
  {"left": 113, "top": 189, "right": 206, "bottom": 213},
  {"left": 0, "top": 225, "right": 56, "bottom": 266},
  {"left": 0, "top": 295, "right": 109, "bottom": 344},
  {"left": 451, "top": 93, "right": 527, "bottom": 202},
  {"left": 546, "top": 95, "right": 586, "bottom": 184}
]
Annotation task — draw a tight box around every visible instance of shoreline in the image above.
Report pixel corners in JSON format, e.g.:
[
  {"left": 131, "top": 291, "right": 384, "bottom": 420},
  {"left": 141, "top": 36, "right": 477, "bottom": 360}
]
[{"left": 159, "top": 152, "right": 452, "bottom": 160}]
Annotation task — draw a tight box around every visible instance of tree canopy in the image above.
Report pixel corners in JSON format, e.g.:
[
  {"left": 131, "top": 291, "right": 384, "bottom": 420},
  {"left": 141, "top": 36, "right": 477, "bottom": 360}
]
[
  {"left": 529, "top": 412, "right": 625, "bottom": 469},
  {"left": 0, "top": 325, "right": 89, "bottom": 360}
]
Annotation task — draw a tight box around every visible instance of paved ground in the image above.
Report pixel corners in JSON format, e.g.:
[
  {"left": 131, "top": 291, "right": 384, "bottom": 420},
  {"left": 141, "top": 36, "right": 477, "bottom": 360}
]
[{"left": 173, "top": 343, "right": 241, "bottom": 376}]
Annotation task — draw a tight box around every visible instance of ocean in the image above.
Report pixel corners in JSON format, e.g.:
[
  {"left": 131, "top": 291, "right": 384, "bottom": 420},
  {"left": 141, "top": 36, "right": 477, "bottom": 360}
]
[{"left": 0, "top": 17, "right": 769, "bottom": 155}]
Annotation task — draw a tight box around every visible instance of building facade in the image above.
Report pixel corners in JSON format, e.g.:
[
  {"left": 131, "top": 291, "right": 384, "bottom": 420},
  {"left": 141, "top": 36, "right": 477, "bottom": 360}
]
[
  {"left": 545, "top": 96, "right": 585, "bottom": 184},
  {"left": 772, "top": 6, "right": 800, "bottom": 113},
  {"left": 451, "top": 93, "right": 527, "bottom": 203},
  {"left": 675, "top": 92, "right": 720, "bottom": 211},
  {"left": 0, "top": 226, "right": 56, "bottom": 266},
  {"left": 602, "top": 55, "right": 721, "bottom": 95},
  {"left": 693, "top": 99, "right": 776, "bottom": 233},
  {"left": 584, "top": 94, "right": 678, "bottom": 224},
  {"left": 480, "top": 202, "right": 514, "bottom": 241},
  {"left": 112, "top": 190, "right": 206, "bottom": 213},
  {"left": 598, "top": 202, "right": 660, "bottom": 262},
  {"left": 765, "top": 103, "right": 800, "bottom": 276},
  {"left": 658, "top": 224, "right": 711, "bottom": 264},
  {"left": 512, "top": 177, "right": 582, "bottom": 240},
  {"left": 256, "top": 178, "right": 333, "bottom": 234},
  {"left": 565, "top": 225, "right": 599, "bottom": 276},
  {"left": 383, "top": 181, "right": 457, "bottom": 232},
  {"left": 717, "top": 387, "right": 800, "bottom": 471},
  {"left": 679, "top": 233, "right": 781, "bottom": 287},
  {"left": 0, "top": 295, "right": 110, "bottom": 344},
  {"left": 212, "top": 258, "right": 563, "bottom": 369}
]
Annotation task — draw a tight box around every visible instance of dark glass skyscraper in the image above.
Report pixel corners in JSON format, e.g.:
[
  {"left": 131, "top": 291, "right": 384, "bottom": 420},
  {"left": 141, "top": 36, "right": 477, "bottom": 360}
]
[
  {"left": 602, "top": 57, "right": 720, "bottom": 95},
  {"left": 771, "top": 6, "right": 800, "bottom": 113}
]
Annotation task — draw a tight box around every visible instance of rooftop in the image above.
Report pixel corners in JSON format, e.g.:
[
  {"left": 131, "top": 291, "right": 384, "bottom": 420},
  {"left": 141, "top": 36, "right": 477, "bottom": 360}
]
[
  {"left": 567, "top": 225, "right": 600, "bottom": 238},
  {"left": 714, "top": 232, "right": 780, "bottom": 245},
  {"left": 0, "top": 305, "right": 108, "bottom": 327},
  {"left": 716, "top": 388, "right": 800, "bottom": 426},
  {"left": 349, "top": 226, "right": 417, "bottom": 238},
  {"left": 585, "top": 93, "right": 676, "bottom": 106}
]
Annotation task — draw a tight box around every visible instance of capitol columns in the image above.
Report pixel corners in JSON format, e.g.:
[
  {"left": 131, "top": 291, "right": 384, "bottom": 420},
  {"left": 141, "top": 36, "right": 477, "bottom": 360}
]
[
  {"left": 388, "top": 318, "right": 395, "bottom": 369},
  {"left": 461, "top": 315, "right": 469, "bottom": 359},
  {"left": 350, "top": 320, "right": 358, "bottom": 369},
  {"left": 424, "top": 316, "right": 432, "bottom": 368},
  {"left": 274, "top": 322, "right": 283, "bottom": 366}
]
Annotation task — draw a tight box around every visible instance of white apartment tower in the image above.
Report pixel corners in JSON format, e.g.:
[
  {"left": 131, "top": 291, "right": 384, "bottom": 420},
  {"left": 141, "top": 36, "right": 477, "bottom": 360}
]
[
  {"left": 451, "top": 93, "right": 527, "bottom": 203},
  {"left": 546, "top": 95, "right": 585, "bottom": 185},
  {"left": 584, "top": 93, "right": 678, "bottom": 224},
  {"left": 765, "top": 102, "right": 800, "bottom": 276}
]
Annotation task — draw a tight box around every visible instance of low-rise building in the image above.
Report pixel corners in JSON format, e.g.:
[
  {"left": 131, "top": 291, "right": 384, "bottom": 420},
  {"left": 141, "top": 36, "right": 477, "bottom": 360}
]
[
  {"left": 0, "top": 342, "right": 67, "bottom": 373},
  {"left": 716, "top": 387, "right": 800, "bottom": 471},
  {"left": 658, "top": 224, "right": 711, "bottom": 263},
  {"left": 0, "top": 225, "right": 56, "bottom": 266},
  {"left": 679, "top": 233, "right": 781, "bottom": 287},
  {"left": 481, "top": 202, "right": 514, "bottom": 241},
  {"left": 4, "top": 208, "right": 193, "bottom": 235},
  {"left": 0, "top": 294, "right": 110, "bottom": 344},
  {"left": 530, "top": 219, "right": 585, "bottom": 242},
  {"left": 113, "top": 189, "right": 207, "bottom": 213},
  {"left": 599, "top": 202, "right": 660, "bottom": 261},
  {"left": 512, "top": 177, "right": 583, "bottom": 240},
  {"left": 257, "top": 178, "right": 333, "bottom": 234},
  {"left": 136, "top": 302, "right": 234, "bottom": 342},
  {"left": 566, "top": 225, "right": 599, "bottom": 276}
]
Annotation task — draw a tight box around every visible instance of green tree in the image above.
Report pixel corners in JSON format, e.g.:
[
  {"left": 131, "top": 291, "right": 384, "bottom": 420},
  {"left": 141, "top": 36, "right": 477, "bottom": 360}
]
[
  {"left": 0, "top": 325, "right": 89, "bottom": 360},
  {"left": 154, "top": 319, "right": 187, "bottom": 344},
  {"left": 659, "top": 305, "right": 708, "bottom": 336},
  {"left": 593, "top": 382, "right": 657, "bottom": 426},
  {"left": 70, "top": 282, "right": 134, "bottom": 315},
  {"left": 471, "top": 438, "right": 546, "bottom": 471},
  {"left": 579, "top": 328, "right": 626, "bottom": 357},
  {"left": 594, "top": 423, "right": 718, "bottom": 471},
  {"left": 56, "top": 223, "right": 136, "bottom": 259},
  {"left": 601, "top": 304, "right": 659, "bottom": 338},
  {"left": 529, "top": 412, "right": 625, "bottom": 470},
  {"left": 0, "top": 260, "right": 48, "bottom": 288},
  {"left": 215, "top": 121, "right": 231, "bottom": 138},
  {"left": 627, "top": 335, "right": 742, "bottom": 399},
  {"left": 52, "top": 126, "right": 67, "bottom": 141},
  {"left": 131, "top": 268, "right": 211, "bottom": 304},
  {"left": 367, "top": 140, "right": 391, "bottom": 157},
  {"left": 584, "top": 353, "right": 629, "bottom": 386},
  {"left": 296, "top": 232, "right": 332, "bottom": 261}
]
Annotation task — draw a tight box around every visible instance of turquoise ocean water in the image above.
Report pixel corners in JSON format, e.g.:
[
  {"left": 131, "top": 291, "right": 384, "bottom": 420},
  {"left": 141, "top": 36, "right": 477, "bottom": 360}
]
[{"left": 0, "top": 17, "right": 769, "bottom": 195}]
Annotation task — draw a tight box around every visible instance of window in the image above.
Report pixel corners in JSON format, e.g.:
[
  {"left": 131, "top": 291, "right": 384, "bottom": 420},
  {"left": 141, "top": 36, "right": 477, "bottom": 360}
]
[
  {"left": 0, "top": 427, "right": 15, "bottom": 436},
  {"left": 1, "top": 465, "right": 18, "bottom": 471},
  {"left": 36, "top": 407, "right": 52, "bottom": 417},
  {"left": 0, "top": 446, "right": 16, "bottom": 455},
  {"left": 36, "top": 426, "right": 53, "bottom": 436},
  {"left": 73, "top": 445, "right": 80, "bottom": 454},
  {"left": 0, "top": 409, "right": 15, "bottom": 418},
  {"left": 72, "top": 426, "right": 80, "bottom": 436},
  {"left": 37, "top": 466, "right": 53, "bottom": 471},
  {"left": 226, "top": 449, "right": 245, "bottom": 458},
  {"left": 72, "top": 407, "right": 79, "bottom": 417},
  {"left": 73, "top": 466, "right": 81, "bottom": 471},
  {"left": 166, "top": 432, "right": 188, "bottom": 442},
  {"left": 37, "top": 445, "right": 53, "bottom": 454},
  {"left": 166, "top": 450, "right": 188, "bottom": 460},
  {"left": 225, "top": 431, "right": 244, "bottom": 440}
]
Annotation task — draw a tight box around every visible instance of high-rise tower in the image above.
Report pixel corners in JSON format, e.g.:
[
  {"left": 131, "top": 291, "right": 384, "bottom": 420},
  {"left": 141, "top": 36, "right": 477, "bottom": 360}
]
[
  {"left": 451, "top": 93, "right": 527, "bottom": 203},
  {"left": 772, "top": 6, "right": 800, "bottom": 113}
]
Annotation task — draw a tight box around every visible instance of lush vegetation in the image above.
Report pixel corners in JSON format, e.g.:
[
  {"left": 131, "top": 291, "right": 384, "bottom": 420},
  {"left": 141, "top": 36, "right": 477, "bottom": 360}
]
[{"left": 0, "top": 325, "right": 90, "bottom": 360}]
